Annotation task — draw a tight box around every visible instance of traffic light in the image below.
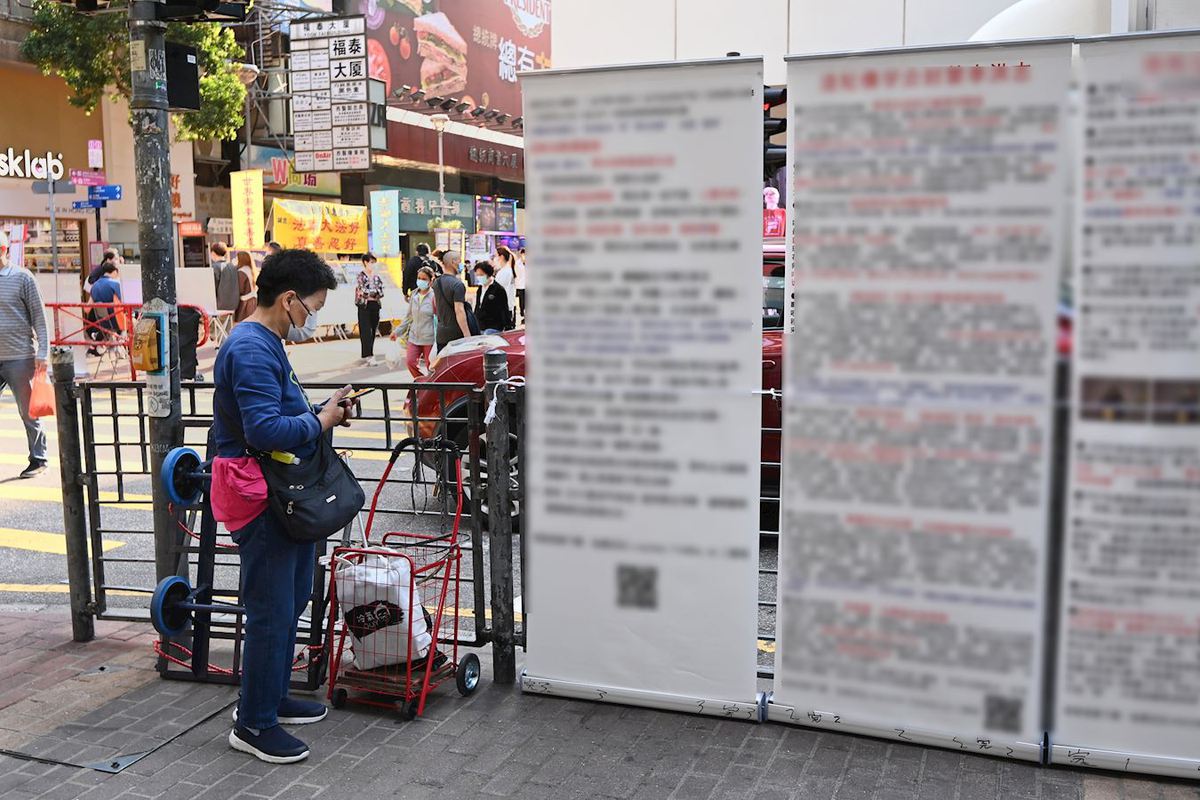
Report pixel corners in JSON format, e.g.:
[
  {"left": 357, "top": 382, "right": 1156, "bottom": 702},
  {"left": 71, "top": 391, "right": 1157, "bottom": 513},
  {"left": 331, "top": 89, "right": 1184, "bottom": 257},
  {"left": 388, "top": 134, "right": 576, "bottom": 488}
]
[{"left": 763, "top": 86, "right": 787, "bottom": 179}]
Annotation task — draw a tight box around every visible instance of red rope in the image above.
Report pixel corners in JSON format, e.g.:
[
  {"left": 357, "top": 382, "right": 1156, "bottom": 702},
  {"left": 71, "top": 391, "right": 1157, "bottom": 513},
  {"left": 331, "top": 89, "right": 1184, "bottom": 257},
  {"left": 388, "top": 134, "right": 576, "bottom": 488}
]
[
  {"left": 168, "top": 503, "right": 238, "bottom": 550},
  {"left": 153, "top": 640, "right": 234, "bottom": 676}
]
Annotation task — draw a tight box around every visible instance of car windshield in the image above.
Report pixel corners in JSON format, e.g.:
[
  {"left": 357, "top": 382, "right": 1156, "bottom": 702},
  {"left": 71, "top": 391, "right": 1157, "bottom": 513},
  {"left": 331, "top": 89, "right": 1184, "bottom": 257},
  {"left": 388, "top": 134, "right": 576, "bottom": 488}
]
[{"left": 763, "top": 271, "right": 785, "bottom": 330}]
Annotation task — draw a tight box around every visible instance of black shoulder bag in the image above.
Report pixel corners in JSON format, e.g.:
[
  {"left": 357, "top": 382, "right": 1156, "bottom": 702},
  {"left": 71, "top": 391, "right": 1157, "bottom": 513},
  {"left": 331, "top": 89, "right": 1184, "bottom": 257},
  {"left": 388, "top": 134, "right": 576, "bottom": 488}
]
[{"left": 216, "top": 393, "right": 364, "bottom": 543}]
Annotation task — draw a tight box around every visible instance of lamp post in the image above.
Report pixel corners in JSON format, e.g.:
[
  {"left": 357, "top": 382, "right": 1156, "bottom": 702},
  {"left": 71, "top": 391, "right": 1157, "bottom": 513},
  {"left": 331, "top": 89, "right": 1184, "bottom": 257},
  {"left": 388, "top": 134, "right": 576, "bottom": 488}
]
[{"left": 431, "top": 113, "right": 449, "bottom": 216}]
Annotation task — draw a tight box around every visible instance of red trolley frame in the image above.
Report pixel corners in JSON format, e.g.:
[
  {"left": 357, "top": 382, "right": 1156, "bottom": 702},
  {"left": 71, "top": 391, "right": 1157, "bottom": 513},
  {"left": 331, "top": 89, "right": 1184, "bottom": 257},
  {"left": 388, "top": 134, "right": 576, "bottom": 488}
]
[{"left": 324, "top": 438, "right": 480, "bottom": 719}]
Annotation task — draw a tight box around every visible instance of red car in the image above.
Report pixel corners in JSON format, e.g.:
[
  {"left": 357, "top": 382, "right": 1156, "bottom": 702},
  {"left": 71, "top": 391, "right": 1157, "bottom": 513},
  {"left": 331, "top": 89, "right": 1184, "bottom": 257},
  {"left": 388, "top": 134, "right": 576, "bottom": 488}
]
[{"left": 407, "top": 325, "right": 785, "bottom": 532}]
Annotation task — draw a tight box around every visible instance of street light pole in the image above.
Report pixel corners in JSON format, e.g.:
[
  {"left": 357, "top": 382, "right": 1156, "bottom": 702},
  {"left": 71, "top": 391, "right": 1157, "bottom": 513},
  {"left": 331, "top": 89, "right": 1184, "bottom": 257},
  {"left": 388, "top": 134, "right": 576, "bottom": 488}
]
[
  {"left": 128, "top": 0, "right": 183, "bottom": 584},
  {"left": 431, "top": 113, "right": 449, "bottom": 216}
]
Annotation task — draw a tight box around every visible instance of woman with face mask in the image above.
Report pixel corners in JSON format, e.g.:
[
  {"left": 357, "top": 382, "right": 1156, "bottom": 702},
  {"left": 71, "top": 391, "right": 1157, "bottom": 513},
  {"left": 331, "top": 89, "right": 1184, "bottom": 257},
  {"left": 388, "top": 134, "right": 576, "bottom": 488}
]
[
  {"left": 210, "top": 248, "right": 355, "bottom": 765},
  {"left": 391, "top": 265, "right": 436, "bottom": 378},
  {"left": 355, "top": 253, "right": 385, "bottom": 366},
  {"left": 491, "top": 246, "right": 517, "bottom": 330},
  {"left": 472, "top": 261, "right": 509, "bottom": 335}
]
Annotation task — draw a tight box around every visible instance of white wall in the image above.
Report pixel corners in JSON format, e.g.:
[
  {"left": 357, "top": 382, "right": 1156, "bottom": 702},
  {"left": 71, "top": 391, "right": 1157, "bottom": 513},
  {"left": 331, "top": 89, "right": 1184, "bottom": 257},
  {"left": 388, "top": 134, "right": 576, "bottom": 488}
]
[
  {"left": 676, "top": 0, "right": 791, "bottom": 83},
  {"left": 905, "top": 0, "right": 1023, "bottom": 44},
  {"left": 101, "top": 97, "right": 196, "bottom": 225},
  {"left": 552, "top": 0, "right": 1129, "bottom": 79},
  {"left": 1153, "top": 0, "right": 1200, "bottom": 30},
  {"left": 789, "top": 0, "right": 904, "bottom": 54}
]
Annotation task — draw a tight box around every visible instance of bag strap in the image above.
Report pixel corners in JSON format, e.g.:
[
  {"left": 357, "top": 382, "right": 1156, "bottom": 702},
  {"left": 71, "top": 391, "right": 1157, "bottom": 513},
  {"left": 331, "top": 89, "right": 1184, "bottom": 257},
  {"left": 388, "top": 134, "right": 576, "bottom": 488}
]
[{"left": 214, "top": 390, "right": 264, "bottom": 459}]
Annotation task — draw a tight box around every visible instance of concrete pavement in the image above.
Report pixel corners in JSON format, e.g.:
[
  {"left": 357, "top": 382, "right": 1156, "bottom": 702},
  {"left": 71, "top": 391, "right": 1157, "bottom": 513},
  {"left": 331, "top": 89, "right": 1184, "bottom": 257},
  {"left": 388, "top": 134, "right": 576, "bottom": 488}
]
[{"left": 0, "top": 609, "right": 1198, "bottom": 800}]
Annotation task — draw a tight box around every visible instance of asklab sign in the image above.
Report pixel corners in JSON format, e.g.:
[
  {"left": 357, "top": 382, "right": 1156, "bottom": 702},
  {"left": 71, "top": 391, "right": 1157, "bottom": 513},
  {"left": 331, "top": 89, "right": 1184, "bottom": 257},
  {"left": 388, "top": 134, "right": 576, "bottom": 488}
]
[{"left": 0, "top": 148, "right": 66, "bottom": 181}]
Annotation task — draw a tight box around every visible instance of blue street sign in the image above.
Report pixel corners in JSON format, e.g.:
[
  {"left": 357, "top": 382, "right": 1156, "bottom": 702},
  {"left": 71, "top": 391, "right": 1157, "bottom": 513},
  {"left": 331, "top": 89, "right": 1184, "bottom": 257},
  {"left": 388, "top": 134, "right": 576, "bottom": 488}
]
[
  {"left": 72, "top": 199, "right": 106, "bottom": 210},
  {"left": 88, "top": 184, "right": 122, "bottom": 201}
]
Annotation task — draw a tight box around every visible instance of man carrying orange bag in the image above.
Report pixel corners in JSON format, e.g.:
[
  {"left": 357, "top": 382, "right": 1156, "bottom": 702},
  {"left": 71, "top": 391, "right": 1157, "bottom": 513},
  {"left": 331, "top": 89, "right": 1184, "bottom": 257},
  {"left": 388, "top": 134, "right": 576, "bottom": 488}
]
[{"left": 0, "top": 230, "right": 50, "bottom": 479}]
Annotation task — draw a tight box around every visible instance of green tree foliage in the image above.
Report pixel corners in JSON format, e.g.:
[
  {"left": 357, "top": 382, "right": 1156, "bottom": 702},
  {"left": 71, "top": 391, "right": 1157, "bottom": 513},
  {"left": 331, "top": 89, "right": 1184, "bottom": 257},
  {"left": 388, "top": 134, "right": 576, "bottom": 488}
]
[{"left": 21, "top": 0, "right": 246, "bottom": 141}]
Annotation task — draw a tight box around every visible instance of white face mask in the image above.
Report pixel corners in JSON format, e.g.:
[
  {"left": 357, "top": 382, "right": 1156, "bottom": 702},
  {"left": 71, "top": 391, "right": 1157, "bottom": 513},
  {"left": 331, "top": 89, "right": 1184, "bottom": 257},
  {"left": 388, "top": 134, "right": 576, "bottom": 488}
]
[
  {"left": 287, "top": 310, "right": 319, "bottom": 342},
  {"left": 286, "top": 295, "right": 320, "bottom": 342}
]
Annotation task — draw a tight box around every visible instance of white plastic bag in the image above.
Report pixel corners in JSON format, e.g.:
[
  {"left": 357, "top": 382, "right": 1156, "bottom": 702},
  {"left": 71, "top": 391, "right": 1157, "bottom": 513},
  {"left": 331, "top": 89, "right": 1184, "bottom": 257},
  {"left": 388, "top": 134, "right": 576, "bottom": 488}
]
[{"left": 335, "top": 552, "right": 432, "bottom": 670}]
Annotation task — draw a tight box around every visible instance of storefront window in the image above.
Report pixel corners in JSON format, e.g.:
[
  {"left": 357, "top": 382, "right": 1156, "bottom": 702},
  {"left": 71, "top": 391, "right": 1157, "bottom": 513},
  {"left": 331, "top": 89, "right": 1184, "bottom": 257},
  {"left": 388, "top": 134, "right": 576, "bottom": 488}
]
[{"left": 0, "top": 217, "right": 86, "bottom": 274}]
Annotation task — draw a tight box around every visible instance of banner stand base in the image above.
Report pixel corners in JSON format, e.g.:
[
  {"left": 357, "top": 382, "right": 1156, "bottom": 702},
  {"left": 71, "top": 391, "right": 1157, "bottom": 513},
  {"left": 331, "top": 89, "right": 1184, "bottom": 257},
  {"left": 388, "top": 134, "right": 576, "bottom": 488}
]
[
  {"left": 1048, "top": 743, "right": 1200, "bottom": 781},
  {"left": 766, "top": 701, "right": 1041, "bottom": 763},
  {"left": 520, "top": 672, "right": 763, "bottom": 723}
]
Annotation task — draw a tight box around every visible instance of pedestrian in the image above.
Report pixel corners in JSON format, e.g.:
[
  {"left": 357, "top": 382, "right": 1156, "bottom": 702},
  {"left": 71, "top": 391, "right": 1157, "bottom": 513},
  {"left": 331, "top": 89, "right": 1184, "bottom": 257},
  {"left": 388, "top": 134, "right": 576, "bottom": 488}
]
[
  {"left": 85, "top": 248, "right": 120, "bottom": 296},
  {"left": 431, "top": 250, "right": 472, "bottom": 352},
  {"left": 85, "top": 248, "right": 119, "bottom": 354},
  {"left": 235, "top": 251, "right": 258, "bottom": 323},
  {"left": 515, "top": 246, "right": 527, "bottom": 323},
  {"left": 355, "top": 252, "right": 385, "bottom": 366},
  {"left": 492, "top": 246, "right": 517, "bottom": 329},
  {"left": 0, "top": 231, "right": 50, "bottom": 479},
  {"left": 212, "top": 242, "right": 239, "bottom": 314},
  {"left": 267, "top": 241, "right": 283, "bottom": 256},
  {"left": 211, "top": 248, "right": 352, "bottom": 765},
  {"left": 403, "top": 242, "right": 431, "bottom": 296},
  {"left": 88, "top": 262, "right": 124, "bottom": 342},
  {"left": 391, "top": 264, "right": 436, "bottom": 378},
  {"left": 472, "top": 262, "right": 509, "bottom": 335}
]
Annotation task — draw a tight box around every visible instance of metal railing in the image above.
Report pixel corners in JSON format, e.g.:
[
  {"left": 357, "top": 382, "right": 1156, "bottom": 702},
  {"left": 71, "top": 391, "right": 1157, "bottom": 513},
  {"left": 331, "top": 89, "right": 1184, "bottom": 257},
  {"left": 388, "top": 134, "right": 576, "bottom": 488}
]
[{"left": 51, "top": 361, "right": 496, "bottom": 681}]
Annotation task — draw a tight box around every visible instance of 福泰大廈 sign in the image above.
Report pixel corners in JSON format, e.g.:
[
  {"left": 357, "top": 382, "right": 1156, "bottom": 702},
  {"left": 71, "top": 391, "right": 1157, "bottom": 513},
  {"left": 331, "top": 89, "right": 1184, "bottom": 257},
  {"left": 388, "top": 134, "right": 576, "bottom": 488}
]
[{"left": 290, "top": 15, "right": 371, "bottom": 173}]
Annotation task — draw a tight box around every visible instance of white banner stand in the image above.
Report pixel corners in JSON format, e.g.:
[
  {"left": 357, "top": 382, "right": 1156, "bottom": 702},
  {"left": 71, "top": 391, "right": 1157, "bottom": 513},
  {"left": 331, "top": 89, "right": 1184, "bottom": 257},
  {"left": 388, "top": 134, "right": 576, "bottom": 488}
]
[
  {"left": 772, "top": 37, "right": 1073, "bottom": 762},
  {"left": 519, "top": 57, "right": 765, "bottom": 719},
  {"left": 1050, "top": 29, "right": 1200, "bottom": 782}
]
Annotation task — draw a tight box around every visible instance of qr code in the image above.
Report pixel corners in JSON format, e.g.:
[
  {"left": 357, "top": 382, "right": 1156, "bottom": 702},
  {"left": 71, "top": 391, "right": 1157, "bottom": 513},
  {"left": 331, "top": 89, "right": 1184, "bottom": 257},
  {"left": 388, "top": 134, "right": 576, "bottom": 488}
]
[
  {"left": 616, "top": 565, "right": 658, "bottom": 610},
  {"left": 984, "top": 695, "right": 1023, "bottom": 733}
]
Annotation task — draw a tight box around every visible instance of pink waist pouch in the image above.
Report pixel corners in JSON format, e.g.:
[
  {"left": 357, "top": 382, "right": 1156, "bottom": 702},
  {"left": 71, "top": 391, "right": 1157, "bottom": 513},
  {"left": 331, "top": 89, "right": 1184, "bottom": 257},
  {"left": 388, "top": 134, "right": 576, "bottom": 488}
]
[{"left": 211, "top": 456, "right": 269, "bottom": 533}]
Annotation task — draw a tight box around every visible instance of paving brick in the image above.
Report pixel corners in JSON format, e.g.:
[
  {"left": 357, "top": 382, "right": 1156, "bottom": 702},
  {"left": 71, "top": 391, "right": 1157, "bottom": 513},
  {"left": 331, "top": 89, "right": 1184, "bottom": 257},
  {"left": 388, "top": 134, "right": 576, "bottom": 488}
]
[
  {"left": 671, "top": 774, "right": 719, "bottom": 800},
  {"left": 479, "top": 761, "right": 536, "bottom": 797}
]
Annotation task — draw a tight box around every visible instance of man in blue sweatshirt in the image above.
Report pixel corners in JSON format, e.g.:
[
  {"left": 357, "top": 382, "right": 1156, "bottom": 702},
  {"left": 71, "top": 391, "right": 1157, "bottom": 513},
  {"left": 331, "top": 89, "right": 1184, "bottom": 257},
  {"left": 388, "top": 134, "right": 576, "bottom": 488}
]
[
  {"left": 211, "top": 248, "right": 353, "bottom": 764},
  {"left": 0, "top": 231, "right": 49, "bottom": 478}
]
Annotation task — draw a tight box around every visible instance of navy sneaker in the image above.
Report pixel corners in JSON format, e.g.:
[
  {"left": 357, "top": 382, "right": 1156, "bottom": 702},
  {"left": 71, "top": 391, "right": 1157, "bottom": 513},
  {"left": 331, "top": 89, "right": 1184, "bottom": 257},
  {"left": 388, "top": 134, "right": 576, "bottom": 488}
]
[
  {"left": 228, "top": 724, "right": 309, "bottom": 764},
  {"left": 233, "top": 697, "right": 328, "bottom": 725}
]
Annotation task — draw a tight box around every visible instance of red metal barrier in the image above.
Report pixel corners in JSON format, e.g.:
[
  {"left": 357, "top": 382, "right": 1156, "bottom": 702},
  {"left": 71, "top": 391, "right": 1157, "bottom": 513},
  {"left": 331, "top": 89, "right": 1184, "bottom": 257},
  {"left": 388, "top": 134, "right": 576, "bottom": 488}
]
[{"left": 46, "top": 303, "right": 211, "bottom": 380}]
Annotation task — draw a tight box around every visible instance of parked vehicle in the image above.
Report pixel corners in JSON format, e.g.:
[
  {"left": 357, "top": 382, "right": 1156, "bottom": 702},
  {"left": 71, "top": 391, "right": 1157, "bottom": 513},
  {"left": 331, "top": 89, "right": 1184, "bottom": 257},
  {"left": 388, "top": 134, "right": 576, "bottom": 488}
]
[{"left": 405, "top": 322, "right": 786, "bottom": 534}]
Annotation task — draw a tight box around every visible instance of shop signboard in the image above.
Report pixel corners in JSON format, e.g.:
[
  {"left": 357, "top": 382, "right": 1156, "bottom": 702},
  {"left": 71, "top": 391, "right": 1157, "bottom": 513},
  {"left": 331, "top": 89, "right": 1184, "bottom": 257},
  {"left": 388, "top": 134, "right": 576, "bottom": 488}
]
[
  {"left": 290, "top": 16, "right": 372, "bottom": 173},
  {"left": 375, "top": 186, "right": 474, "bottom": 231},
  {"left": 347, "top": 0, "right": 550, "bottom": 115},
  {"left": 207, "top": 218, "right": 234, "bottom": 237},
  {"left": 245, "top": 146, "right": 340, "bottom": 197}
]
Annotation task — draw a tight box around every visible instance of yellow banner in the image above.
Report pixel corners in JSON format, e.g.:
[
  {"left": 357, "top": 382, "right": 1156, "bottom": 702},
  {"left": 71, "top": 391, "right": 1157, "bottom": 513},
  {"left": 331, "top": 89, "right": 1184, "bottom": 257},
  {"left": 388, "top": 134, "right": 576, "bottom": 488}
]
[
  {"left": 271, "top": 199, "right": 368, "bottom": 254},
  {"left": 231, "top": 170, "right": 264, "bottom": 251}
]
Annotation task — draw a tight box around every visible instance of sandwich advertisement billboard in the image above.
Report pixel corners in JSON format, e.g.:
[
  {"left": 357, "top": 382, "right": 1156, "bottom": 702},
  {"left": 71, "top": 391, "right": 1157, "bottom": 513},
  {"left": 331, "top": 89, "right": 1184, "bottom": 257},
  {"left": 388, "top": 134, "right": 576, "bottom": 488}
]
[{"left": 349, "top": 0, "right": 550, "bottom": 114}]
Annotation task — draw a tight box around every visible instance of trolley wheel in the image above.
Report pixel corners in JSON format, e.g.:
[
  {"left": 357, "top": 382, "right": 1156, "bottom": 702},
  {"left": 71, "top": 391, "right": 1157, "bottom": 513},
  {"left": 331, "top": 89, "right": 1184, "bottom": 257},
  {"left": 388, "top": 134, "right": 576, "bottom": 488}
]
[
  {"left": 331, "top": 688, "right": 348, "bottom": 710},
  {"left": 162, "top": 447, "right": 204, "bottom": 508},
  {"left": 456, "top": 653, "right": 481, "bottom": 696},
  {"left": 150, "top": 575, "right": 192, "bottom": 637},
  {"left": 396, "top": 699, "right": 418, "bottom": 721}
]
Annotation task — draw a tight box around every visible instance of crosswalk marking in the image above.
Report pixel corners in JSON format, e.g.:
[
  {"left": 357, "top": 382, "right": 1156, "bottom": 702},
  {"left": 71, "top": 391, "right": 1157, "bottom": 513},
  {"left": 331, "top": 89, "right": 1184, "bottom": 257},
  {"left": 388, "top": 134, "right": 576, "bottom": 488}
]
[
  {"left": 0, "top": 484, "right": 153, "bottom": 508},
  {"left": 0, "top": 582, "right": 143, "bottom": 597},
  {"left": 0, "top": 527, "right": 124, "bottom": 555}
]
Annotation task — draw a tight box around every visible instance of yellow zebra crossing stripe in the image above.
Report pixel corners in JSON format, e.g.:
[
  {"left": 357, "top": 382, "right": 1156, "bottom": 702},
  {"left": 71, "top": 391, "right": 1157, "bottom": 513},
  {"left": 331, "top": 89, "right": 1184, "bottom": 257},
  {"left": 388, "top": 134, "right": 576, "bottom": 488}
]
[
  {"left": 0, "top": 485, "right": 152, "bottom": 508},
  {"left": 0, "top": 527, "right": 124, "bottom": 555}
]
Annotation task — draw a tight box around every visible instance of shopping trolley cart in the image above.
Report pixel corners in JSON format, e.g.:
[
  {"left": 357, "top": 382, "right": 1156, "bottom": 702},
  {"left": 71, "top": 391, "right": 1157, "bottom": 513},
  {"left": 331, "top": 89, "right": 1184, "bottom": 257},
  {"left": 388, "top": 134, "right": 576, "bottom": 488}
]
[{"left": 325, "top": 437, "right": 480, "bottom": 719}]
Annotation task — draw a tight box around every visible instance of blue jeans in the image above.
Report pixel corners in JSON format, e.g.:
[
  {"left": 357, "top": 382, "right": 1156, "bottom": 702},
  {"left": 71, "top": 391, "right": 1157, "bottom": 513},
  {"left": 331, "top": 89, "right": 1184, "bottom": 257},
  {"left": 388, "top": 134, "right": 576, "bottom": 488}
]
[
  {"left": 231, "top": 512, "right": 316, "bottom": 729},
  {"left": 0, "top": 358, "right": 48, "bottom": 463}
]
